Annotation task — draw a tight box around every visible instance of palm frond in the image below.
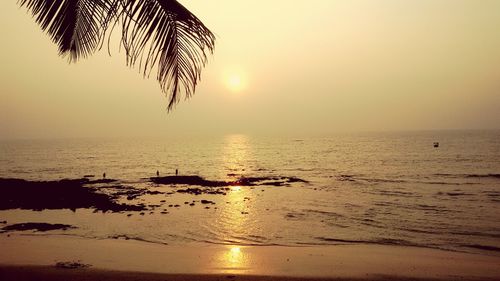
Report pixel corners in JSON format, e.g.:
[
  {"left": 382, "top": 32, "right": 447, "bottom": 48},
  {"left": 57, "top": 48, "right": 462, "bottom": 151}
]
[
  {"left": 19, "top": 0, "right": 215, "bottom": 110},
  {"left": 19, "top": 0, "right": 115, "bottom": 61},
  {"left": 121, "top": 0, "right": 215, "bottom": 110}
]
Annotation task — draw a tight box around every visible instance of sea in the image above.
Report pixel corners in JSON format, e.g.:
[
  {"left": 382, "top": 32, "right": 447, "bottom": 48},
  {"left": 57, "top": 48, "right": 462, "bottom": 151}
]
[{"left": 1, "top": 130, "right": 499, "bottom": 256}]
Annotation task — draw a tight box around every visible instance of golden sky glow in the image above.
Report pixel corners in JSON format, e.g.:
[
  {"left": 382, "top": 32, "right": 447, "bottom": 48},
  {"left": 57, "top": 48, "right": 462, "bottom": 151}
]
[{"left": 1, "top": 0, "right": 499, "bottom": 138}]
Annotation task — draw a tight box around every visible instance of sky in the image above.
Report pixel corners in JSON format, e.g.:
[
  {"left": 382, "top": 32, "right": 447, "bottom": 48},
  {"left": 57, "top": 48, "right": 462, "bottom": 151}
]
[{"left": 1, "top": 0, "right": 499, "bottom": 139}]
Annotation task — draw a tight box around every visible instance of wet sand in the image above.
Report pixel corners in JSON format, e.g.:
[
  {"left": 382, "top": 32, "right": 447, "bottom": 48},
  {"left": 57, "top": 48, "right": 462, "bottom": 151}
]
[
  {"left": 3, "top": 266, "right": 475, "bottom": 281},
  {"left": 3, "top": 266, "right": 488, "bottom": 281},
  {"left": 1, "top": 235, "right": 499, "bottom": 281}
]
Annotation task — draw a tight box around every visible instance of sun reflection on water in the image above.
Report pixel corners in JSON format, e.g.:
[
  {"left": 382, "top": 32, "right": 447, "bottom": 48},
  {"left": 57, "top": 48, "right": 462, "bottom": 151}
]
[
  {"left": 215, "top": 134, "right": 255, "bottom": 245},
  {"left": 216, "top": 245, "right": 249, "bottom": 273},
  {"left": 220, "top": 134, "right": 250, "bottom": 178},
  {"left": 228, "top": 247, "right": 242, "bottom": 264},
  {"left": 231, "top": 186, "right": 242, "bottom": 192}
]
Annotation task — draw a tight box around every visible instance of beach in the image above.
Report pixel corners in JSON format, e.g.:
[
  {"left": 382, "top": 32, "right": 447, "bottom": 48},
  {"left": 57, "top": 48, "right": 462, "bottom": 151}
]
[
  {"left": 1, "top": 234, "right": 500, "bottom": 281},
  {"left": 1, "top": 132, "right": 499, "bottom": 280},
  {"left": 3, "top": 0, "right": 500, "bottom": 278}
]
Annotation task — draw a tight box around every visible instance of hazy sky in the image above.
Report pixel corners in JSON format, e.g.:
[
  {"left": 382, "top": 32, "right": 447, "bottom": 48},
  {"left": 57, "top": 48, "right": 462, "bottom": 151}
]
[{"left": 1, "top": 0, "right": 499, "bottom": 139}]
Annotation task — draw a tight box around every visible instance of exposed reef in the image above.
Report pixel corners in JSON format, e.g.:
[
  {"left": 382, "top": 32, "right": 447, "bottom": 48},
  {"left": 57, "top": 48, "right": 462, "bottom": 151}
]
[
  {"left": 55, "top": 261, "right": 91, "bottom": 269},
  {"left": 151, "top": 176, "right": 226, "bottom": 187},
  {"left": 0, "top": 178, "right": 145, "bottom": 212},
  {"left": 1, "top": 222, "right": 75, "bottom": 232},
  {"left": 151, "top": 175, "right": 308, "bottom": 196},
  {"left": 0, "top": 174, "right": 308, "bottom": 212},
  {"left": 151, "top": 175, "right": 308, "bottom": 187}
]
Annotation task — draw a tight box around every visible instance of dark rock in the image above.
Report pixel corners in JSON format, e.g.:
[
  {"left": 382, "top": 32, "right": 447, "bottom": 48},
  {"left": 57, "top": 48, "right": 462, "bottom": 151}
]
[
  {"left": 151, "top": 175, "right": 308, "bottom": 188},
  {"left": 88, "top": 179, "right": 117, "bottom": 184},
  {"left": 2, "top": 222, "right": 75, "bottom": 232},
  {"left": 177, "top": 188, "right": 203, "bottom": 195},
  {"left": 146, "top": 190, "right": 163, "bottom": 195},
  {"left": 0, "top": 178, "right": 145, "bottom": 212},
  {"left": 151, "top": 176, "right": 227, "bottom": 187},
  {"left": 177, "top": 187, "right": 226, "bottom": 196},
  {"left": 55, "top": 261, "right": 91, "bottom": 269}
]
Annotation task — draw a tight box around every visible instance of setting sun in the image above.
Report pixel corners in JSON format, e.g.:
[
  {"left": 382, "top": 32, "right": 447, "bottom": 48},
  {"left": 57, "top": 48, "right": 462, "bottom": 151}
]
[
  {"left": 2, "top": 1, "right": 500, "bottom": 281},
  {"left": 224, "top": 71, "right": 247, "bottom": 92}
]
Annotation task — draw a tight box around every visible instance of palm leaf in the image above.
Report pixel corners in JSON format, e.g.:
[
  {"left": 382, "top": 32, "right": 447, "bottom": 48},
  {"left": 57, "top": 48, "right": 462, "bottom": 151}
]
[
  {"left": 19, "top": 0, "right": 215, "bottom": 110},
  {"left": 120, "top": 0, "right": 215, "bottom": 110},
  {"left": 19, "top": 0, "right": 116, "bottom": 61}
]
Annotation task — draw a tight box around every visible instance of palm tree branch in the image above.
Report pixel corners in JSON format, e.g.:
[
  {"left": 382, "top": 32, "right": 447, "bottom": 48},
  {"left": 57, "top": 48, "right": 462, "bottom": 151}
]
[
  {"left": 19, "top": 0, "right": 215, "bottom": 111},
  {"left": 121, "top": 0, "right": 215, "bottom": 110},
  {"left": 19, "top": 0, "right": 115, "bottom": 61}
]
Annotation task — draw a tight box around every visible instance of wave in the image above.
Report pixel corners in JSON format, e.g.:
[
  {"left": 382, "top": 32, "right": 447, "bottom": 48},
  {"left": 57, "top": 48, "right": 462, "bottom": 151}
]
[
  {"left": 372, "top": 190, "right": 419, "bottom": 198},
  {"left": 435, "top": 191, "right": 473, "bottom": 197},
  {"left": 17, "top": 230, "right": 500, "bottom": 256},
  {"left": 108, "top": 235, "right": 169, "bottom": 246},
  {"left": 450, "top": 231, "right": 500, "bottom": 239},
  {"left": 313, "top": 236, "right": 500, "bottom": 255},
  {"left": 336, "top": 174, "right": 484, "bottom": 186},
  {"left": 462, "top": 244, "right": 500, "bottom": 252},
  {"left": 435, "top": 173, "right": 500, "bottom": 179},
  {"left": 303, "top": 209, "right": 346, "bottom": 219},
  {"left": 314, "top": 236, "right": 426, "bottom": 248},
  {"left": 335, "top": 172, "right": 500, "bottom": 187},
  {"left": 466, "top": 174, "right": 500, "bottom": 179}
]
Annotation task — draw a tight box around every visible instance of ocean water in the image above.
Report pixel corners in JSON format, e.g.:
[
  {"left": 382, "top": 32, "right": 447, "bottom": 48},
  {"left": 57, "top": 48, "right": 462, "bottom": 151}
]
[{"left": 0, "top": 130, "right": 499, "bottom": 255}]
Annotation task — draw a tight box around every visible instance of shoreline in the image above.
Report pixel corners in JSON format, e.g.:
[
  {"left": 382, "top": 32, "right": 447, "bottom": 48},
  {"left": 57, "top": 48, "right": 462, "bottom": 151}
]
[
  {"left": 7, "top": 266, "right": 495, "bottom": 281},
  {"left": 4, "top": 266, "right": 497, "bottom": 281},
  {"left": 1, "top": 235, "right": 500, "bottom": 280}
]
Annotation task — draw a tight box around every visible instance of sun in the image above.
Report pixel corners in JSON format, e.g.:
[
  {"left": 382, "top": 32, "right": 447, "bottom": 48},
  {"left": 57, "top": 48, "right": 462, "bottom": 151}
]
[
  {"left": 228, "top": 75, "right": 242, "bottom": 90},
  {"left": 224, "top": 70, "right": 247, "bottom": 93}
]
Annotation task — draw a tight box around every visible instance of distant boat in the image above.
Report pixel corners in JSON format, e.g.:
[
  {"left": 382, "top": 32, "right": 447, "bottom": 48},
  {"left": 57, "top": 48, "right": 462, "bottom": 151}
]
[{"left": 433, "top": 142, "right": 440, "bottom": 148}]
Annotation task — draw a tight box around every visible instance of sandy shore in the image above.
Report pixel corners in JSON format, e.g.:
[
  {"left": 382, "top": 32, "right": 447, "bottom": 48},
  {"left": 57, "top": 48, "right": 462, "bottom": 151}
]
[{"left": 1, "top": 234, "right": 499, "bottom": 281}]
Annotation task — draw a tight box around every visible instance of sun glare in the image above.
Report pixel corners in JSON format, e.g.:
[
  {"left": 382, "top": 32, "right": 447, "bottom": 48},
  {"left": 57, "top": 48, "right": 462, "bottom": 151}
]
[{"left": 224, "top": 70, "right": 247, "bottom": 93}]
